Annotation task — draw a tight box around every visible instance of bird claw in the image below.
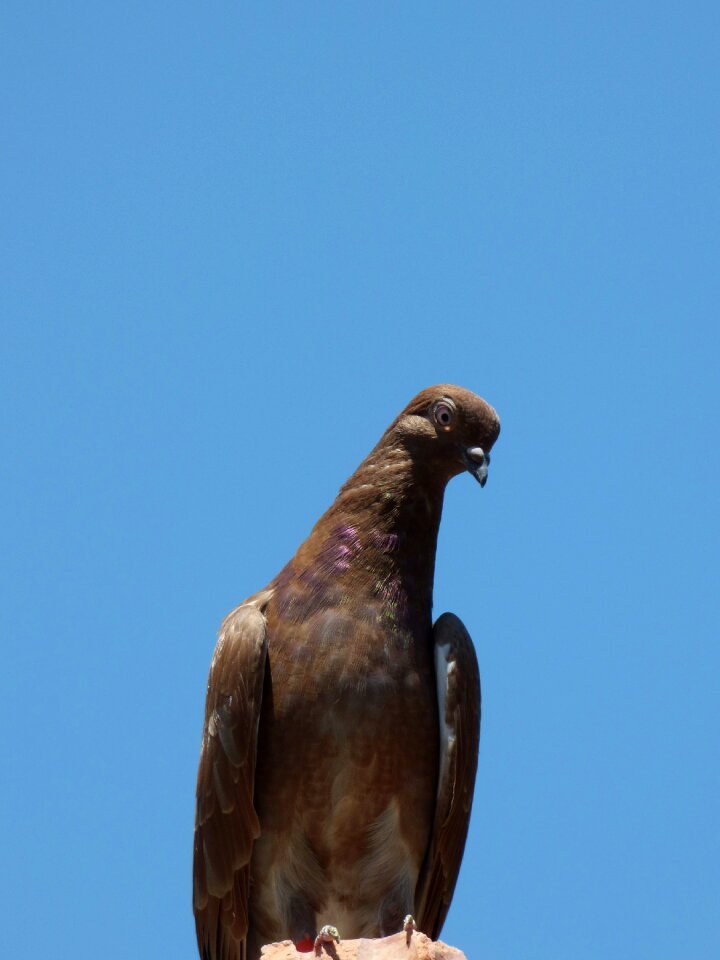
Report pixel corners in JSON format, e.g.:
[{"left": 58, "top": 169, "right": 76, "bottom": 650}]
[{"left": 314, "top": 925, "right": 341, "bottom": 955}]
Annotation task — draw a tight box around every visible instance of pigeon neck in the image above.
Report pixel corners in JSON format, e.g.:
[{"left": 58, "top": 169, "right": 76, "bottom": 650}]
[{"left": 309, "top": 442, "right": 450, "bottom": 613}]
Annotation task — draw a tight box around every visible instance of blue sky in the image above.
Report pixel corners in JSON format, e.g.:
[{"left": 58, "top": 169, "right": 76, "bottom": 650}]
[{"left": 2, "top": 3, "right": 718, "bottom": 958}]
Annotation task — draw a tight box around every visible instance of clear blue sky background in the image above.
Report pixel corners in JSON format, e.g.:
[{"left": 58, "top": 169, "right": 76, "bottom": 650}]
[{"left": 2, "top": 4, "right": 718, "bottom": 958}]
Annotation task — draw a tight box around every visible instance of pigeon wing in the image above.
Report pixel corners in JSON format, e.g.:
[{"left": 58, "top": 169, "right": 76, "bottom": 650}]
[
  {"left": 193, "top": 600, "right": 269, "bottom": 960},
  {"left": 415, "top": 611, "right": 481, "bottom": 939}
]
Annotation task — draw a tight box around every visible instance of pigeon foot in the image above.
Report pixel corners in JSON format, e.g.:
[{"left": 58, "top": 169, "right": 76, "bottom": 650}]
[{"left": 314, "top": 926, "right": 341, "bottom": 956}]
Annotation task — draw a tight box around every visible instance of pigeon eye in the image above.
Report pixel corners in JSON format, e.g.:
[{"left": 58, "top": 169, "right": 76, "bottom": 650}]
[{"left": 433, "top": 401, "right": 455, "bottom": 429}]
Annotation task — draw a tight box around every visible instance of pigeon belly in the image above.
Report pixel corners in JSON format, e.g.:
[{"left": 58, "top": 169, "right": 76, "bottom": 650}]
[{"left": 249, "top": 596, "right": 439, "bottom": 943}]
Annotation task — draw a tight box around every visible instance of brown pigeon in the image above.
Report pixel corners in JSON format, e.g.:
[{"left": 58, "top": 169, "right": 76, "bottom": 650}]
[{"left": 193, "top": 385, "right": 501, "bottom": 960}]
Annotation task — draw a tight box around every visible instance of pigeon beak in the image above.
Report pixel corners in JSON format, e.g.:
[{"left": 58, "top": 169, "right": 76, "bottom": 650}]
[{"left": 464, "top": 446, "right": 490, "bottom": 487}]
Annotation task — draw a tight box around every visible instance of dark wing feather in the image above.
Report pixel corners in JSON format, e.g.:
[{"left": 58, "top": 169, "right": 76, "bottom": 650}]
[
  {"left": 415, "top": 612, "right": 481, "bottom": 939},
  {"left": 193, "top": 601, "right": 269, "bottom": 960}
]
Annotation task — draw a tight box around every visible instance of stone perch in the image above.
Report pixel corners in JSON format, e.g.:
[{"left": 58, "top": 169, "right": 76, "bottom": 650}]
[{"left": 260, "top": 930, "right": 467, "bottom": 960}]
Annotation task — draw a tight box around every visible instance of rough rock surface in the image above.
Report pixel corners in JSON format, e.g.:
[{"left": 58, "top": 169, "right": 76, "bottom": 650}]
[{"left": 260, "top": 931, "right": 467, "bottom": 960}]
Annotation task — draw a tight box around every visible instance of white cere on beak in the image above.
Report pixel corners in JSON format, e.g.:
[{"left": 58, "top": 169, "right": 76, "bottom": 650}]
[{"left": 466, "top": 446, "right": 487, "bottom": 464}]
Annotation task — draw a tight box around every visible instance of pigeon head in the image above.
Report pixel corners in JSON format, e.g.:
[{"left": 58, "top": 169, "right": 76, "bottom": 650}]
[{"left": 390, "top": 384, "right": 501, "bottom": 487}]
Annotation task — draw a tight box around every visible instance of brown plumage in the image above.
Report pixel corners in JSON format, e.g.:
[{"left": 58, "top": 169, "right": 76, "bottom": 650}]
[{"left": 193, "top": 385, "right": 501, "bottom": 960}]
